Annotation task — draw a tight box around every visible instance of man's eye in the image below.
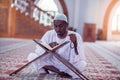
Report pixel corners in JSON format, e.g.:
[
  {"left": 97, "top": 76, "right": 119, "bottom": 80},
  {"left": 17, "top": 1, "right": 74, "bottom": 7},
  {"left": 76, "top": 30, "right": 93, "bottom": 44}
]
[
  {"left": 54, "top": 24, "right": 64, "bottom": 28},
  {"left": 59, "top": 24, "right": 64, "bottom": 27},
  {"left": 54, "top": 25, "right": 57, "bottom": 28},
  {"left": 54, "top": 25, "right": 59, "bottom": 28}
]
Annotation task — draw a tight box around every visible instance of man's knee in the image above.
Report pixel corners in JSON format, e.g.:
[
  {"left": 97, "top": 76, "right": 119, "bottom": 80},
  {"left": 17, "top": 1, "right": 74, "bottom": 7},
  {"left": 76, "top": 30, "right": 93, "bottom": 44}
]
[
  {"left": 27, "top": 53, "right": 38, "bottom": 62},
  {"left": 75, "top": 60, "right": 87, "bottom": 72}
]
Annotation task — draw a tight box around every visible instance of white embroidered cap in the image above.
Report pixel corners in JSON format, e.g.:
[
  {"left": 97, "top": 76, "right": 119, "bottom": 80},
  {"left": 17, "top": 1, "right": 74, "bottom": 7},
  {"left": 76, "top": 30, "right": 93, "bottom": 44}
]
[{"left": 54, "top": 13, "right": 68, "bottom": 23}]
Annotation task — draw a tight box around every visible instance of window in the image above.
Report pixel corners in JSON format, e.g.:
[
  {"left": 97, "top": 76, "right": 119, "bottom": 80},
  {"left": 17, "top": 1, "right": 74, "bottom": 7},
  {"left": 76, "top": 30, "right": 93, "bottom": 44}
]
[
  {"left": 37, "top": 0, "right": 58, "bottom": 12},
  {"left": 112, "top": 5, "right": 120, "bottom": 34},
  {"left": 36, "top": 0, "right": 58, "bottom": 26}
]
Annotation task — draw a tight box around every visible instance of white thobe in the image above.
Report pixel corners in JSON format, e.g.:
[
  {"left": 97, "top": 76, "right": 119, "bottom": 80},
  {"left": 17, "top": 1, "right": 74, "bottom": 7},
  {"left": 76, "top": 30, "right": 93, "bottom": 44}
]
[{"left": 28, "top": 30, "right": 87, "bottom": 78}]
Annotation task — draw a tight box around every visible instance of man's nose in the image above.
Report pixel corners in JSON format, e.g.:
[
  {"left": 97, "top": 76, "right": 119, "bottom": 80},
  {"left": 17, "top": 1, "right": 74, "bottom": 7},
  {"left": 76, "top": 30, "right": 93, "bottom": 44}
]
[{"left": 56, "top": 27, "right": 61, "bottom": 31}]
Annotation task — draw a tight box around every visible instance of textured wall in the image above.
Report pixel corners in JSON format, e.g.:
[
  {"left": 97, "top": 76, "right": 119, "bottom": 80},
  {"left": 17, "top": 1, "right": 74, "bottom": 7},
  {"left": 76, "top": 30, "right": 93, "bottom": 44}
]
[
  {"left": 15, "top": 11, "right": 51, "bottom": 38},
  {"left": 0, "top": 8, "right": 8, "bottom": 33},
  {"left": 0, "top": 0, "right": 51, "bottom": 38}
]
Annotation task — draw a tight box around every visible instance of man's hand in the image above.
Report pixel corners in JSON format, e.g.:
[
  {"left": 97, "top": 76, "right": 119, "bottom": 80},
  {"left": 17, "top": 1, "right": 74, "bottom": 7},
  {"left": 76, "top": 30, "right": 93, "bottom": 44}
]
[
  {"left": 69, "top": 34, "right": 79, "bottom": 55},
  {"left": 49, "top": 42, "right": 59, "bottom": 48},
  {"left": 58, "top": 72, "right": 72, "bottom": 78},
  {"left": 69, "top": 34, "right": 77, "bottom": 43}
]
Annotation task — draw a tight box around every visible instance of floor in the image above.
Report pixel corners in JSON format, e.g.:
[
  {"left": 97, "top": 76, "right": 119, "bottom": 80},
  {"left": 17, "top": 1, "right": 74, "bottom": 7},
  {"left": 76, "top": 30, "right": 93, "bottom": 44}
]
[{"left": 0, "top": 38, "right": 120, "bottom": 80}]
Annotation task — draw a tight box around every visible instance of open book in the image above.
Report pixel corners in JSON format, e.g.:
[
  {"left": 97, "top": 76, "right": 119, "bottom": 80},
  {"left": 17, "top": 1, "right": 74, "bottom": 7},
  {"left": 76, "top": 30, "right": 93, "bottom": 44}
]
[{"left": 33, "top": 39, "right": 70, "bottom": 51}]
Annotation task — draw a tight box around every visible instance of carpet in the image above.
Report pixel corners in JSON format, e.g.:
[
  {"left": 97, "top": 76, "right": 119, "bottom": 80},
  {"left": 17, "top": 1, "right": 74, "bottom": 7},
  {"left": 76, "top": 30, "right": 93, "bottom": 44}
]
[{"left": 0, "top": 38, "right": 120, "bottom": 80}]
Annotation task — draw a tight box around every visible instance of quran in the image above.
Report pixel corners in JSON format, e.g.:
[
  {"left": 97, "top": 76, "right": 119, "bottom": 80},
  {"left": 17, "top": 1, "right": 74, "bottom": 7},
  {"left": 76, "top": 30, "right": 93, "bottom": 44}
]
[
  {"left": 35, "top": 40, "right": 70, "bottom": 51},
  {"left": 33, "top": 40, "right": 89, "bottom": 80}
]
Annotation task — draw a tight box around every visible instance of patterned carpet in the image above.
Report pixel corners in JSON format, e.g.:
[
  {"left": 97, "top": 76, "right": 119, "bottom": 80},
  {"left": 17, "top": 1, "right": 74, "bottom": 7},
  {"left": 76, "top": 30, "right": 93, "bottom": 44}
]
[{"left": 0, "top": 38, "right": 120, "bottom": 80}]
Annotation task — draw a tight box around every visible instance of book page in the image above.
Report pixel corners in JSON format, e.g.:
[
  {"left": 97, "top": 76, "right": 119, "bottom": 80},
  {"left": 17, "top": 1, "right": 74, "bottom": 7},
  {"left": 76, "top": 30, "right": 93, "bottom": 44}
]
[
  {"left": 40, "top": 41, "right": 53, "bottom": 50},
  {"left": 40, "top": 41, "right": 69, "bottom": 51}
]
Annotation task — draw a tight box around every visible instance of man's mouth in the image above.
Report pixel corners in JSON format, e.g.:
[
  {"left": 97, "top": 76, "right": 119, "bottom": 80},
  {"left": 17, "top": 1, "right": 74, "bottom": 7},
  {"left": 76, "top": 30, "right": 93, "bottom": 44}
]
[{"left": 56, "top": 31, "right": 61, "bottom": 34}]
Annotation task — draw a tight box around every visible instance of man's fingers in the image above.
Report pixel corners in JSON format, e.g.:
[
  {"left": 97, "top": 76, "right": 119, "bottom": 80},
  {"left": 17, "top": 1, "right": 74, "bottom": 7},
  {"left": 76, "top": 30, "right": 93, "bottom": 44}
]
[
  {"left": 49, "top": 42, "right": 59, "bottom": 47},
  {"left": 69, "top": 34, "right": 76, "bottom": 43}
]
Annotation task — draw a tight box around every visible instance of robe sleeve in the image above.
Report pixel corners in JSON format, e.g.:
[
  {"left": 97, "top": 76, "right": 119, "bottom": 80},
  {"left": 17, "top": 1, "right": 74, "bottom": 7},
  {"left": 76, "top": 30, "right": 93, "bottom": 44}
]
[
  {"left": 35, "top": 31, "right": 51, "bottom": 56},
  {"left": 70, "top": 33, "right": 86, "bottom": 63},
  {"left": 69, "top": 33, "right": 87, "bottom": 72}
]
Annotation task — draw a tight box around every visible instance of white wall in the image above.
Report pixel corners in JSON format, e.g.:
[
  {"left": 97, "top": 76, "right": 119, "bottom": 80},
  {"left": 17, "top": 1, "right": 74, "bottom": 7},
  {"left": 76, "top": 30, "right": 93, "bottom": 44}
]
[
  {"left": 64, "top": 0, "right": 75, "bottom": 26},
  {"left": 65, "top": 0, "right": 111, "bottom": 37}
]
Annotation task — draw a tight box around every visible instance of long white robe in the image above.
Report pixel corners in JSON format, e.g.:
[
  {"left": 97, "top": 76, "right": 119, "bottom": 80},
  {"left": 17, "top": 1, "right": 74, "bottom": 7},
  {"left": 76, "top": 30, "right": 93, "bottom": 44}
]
[{"left": 28, "top": 30, "right": 87, "bottom": 78}]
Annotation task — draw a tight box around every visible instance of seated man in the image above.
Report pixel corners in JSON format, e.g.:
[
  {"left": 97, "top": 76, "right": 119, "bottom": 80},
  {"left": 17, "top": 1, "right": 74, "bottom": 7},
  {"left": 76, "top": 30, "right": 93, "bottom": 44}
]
[{"left": 28, "top": 13, "right": 87, "bottom": 79}]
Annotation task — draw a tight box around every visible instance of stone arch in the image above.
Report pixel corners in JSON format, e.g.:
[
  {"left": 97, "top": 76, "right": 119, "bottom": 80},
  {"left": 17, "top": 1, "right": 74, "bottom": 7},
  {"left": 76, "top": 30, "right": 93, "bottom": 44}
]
[{"left": 103, "top": 0, "right": 119, "bottom": 40}]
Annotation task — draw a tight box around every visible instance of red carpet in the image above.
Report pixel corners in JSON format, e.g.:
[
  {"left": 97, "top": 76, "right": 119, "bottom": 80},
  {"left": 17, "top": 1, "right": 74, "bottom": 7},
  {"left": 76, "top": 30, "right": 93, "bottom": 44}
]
[{"left": 0, "top": 38, "right": 120, "bottom": 80}]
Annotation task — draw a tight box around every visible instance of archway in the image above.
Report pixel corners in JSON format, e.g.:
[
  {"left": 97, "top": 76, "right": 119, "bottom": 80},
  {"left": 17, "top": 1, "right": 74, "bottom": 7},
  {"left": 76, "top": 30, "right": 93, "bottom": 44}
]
[{"left": 103, "top": 0, "right": 119, "bottom": 40}]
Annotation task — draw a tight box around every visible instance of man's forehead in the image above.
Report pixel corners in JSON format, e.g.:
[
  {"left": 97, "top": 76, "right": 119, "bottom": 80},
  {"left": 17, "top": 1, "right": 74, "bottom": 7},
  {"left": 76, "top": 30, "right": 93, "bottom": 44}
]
[{"left": 54, "top": 20, "right": 66, "bottom": 24}]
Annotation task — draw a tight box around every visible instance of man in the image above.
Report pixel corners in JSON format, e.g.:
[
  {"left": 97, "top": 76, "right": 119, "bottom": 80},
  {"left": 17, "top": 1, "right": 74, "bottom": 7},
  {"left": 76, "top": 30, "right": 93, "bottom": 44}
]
[{"left": 28, "top": 13, "right": 87, "bottom": 79}]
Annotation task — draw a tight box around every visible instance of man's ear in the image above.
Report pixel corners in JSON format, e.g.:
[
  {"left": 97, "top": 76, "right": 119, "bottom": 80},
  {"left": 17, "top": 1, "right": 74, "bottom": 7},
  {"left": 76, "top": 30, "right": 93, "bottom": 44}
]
[
  {"left": 65, "top": 22, "right": 68, "bottom": 28},
  {"left": 66, "top": 22, "right": 68, "bottom": 26}
]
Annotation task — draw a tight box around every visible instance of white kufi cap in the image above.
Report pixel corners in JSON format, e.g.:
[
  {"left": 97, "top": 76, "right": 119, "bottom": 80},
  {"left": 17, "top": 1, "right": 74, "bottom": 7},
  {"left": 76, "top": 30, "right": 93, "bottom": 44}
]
[{"left": 54, "top": 13, "right": 67, "bottom": 23}]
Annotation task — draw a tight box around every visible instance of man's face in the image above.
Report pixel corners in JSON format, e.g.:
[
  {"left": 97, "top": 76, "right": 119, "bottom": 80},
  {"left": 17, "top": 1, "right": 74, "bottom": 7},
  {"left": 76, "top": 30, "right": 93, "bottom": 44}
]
[{"left": 54, "top": 20, "right": 68, "bottom": 36}]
